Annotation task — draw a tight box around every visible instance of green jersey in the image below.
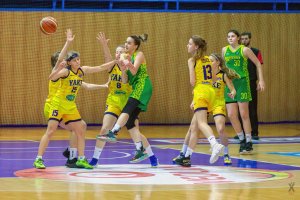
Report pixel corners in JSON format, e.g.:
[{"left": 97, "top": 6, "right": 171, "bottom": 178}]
[
  {"left": 127, "top": 52, "right": 152, "bottom": 111},
  {"left": 224, "top": 45, "right": 248, "bottom": 78}
]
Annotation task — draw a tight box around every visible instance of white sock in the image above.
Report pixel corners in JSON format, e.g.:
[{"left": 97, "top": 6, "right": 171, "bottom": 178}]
[
  {"left": 181, "top": 144, "right": 188, "bottom": 154},
  {"left": 112, "top": 124, "right": 121, "bottom": 133},
  {"left": 135, "top": 141, "right": 143, "bottom": 151},
  {"left": 224, "top": 146, "right": 229, "bottom": 155},
  {"left": 245, "top": 133, "right": 252, "bottom": 143},
  {"left": 69, "top": 148, "right": 77, "bottom": 160},
  {"left": 237, "top": 131, "right": 245, "bottom": 141},
  {"left": 185, "top": 147, "right": 193, "bottom": 157},
  {"left": 78, "top": 156, "right": 85, "bottom": 160},
  {"left": 145, "top": 146, "right": 154, "bottom": 157},
  {"left": 208, "top": 136, "right": 217, "bottom": 147},
  {"left": 36, "top": 156, "right": 42, "bottom": 160},
  {"left": 93, "top": 147, "right": 103, "bottom": 159}
]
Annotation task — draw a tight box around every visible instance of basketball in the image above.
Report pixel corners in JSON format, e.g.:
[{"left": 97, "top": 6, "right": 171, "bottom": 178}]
[{"left": 40, "top": 16, "right": 57, "bottom": 35}]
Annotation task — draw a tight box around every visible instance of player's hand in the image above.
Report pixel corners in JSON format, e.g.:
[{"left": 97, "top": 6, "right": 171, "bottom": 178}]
[
  {"left": 257, "top": 80, "right": 265, "bottom": 91},
  {"left": 66, "top": 29, "right": 75, "bottom": 42},
  {"left": 227, "top": 89, "right": 236, "bottom": 99},
  {"left": 96, "top": 32, "right": 110, "bottom": 45}
]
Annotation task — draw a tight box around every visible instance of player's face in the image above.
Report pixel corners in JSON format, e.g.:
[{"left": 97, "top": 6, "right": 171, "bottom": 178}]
[
  {"left": 125, "top": 37, "right": 137, "bottom": 53},
  {"left": 209, "top": 56, "right": 220, "bottom": 69},
  {"left": 241, "top": 35, "right": 250, "bottom": 47},
  {"left": 187, "top": 38, "right": 198, "bottom": 54},
  {"left": 227, "top": 32, "right": 239, "bottom": 45},
  {"left": 115, "top": 47, "right": 125, "bottom": 59},
  {"left": 68, "top": 57, "right": 81, "bottom": 69}
]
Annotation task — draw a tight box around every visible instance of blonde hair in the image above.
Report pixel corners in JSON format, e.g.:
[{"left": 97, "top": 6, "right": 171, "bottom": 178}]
[{"left": 210, "top": 53, "right": 240, "bottom": 79}]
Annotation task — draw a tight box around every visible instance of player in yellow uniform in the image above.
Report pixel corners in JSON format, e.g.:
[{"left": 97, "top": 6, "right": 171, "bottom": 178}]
[
  {"left": 34, "top": 29, "right": 117, "bottom": 169},
  {"left": 87, "top": 32, "right": 158, "bottom": 167},
  {"left": 174, "top": 35, "right": 224, "bottom": 167},
  {"left": 210, "top": 53, "right": 238, "bottom": 164}
]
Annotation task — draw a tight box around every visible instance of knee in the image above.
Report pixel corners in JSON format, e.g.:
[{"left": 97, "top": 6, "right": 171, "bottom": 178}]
[{"left": 125, "top": 119, "right": 136, "bottom": 130}]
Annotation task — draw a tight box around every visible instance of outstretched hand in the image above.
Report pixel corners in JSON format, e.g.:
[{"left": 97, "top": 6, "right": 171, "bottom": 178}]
[
  {"left": 66, "top": 29, "right": 75, "bottom": 42},
  {"left": 96, "top": 32, "right": 110, "bottom": 45}
]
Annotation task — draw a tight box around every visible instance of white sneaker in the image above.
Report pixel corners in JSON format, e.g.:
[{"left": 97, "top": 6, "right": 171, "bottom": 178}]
[{"left": 209, "top": 143, "right": 224, "bottom": 164}]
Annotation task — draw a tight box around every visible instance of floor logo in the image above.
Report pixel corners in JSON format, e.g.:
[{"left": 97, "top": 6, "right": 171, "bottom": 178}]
[{"left": 15, "top": 165, "right": 291, "bottom": 185}]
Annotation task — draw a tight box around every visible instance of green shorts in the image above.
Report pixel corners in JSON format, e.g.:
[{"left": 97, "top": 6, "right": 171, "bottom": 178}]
[{"left": 225, "top": 77, "right": 252, "bottom": 103}]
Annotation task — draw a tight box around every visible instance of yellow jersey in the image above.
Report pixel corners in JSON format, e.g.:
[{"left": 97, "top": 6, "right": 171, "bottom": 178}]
[
  {"left": 106, "top": 64, "right": 132, "bottom": 110},
  {"left": 45, "top": 79, "right": 61, "bottom": 104},
  {"left": 51, "top": 67, "right": 84, "bottom": 113},
  {"left": 194, "top": 56, "right": 213, "bottom": 87},
  {"left": 212, "top": 71, "right": 226, "bottom": 102}
]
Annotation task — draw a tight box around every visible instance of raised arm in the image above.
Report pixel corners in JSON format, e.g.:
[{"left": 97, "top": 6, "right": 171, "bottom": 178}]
[
  {"left": 49, "top": 29, "right": 75, "bottom": 80},
  {"left": 49, "top": 61, "right": 69, "bottom": 80},
  {"left": 243, "top": 47, "right": 265, "bottom": 91},
  {"left": 81, "top": 81, "right": 108, "bottom": 90},
  {"left": 97, "top": 32, "right": 113, "bottom": 63},
  {"left": 81, "top": 60, "right": 117, "bottom": 74}
]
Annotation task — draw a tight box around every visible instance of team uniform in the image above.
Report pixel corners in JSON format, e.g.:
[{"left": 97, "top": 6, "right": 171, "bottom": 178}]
[
  {"left": 193, "top": 56, "right": 215, "bottom": 112},
  {"left": 44, "top": 79, "right": 60, "bottom": 120},
  {"left": 223, "top": 45, "right": 252, "bottom": 103},
  {"left": 212, "top": 71, "right": 226, "bottom": 117},
  {"left": 126, "top": 52, "right": 153, "bottom": 112},
  {"left": 48, "top": 67, "right": 84, "bottom": 124},
  {"left": 105, "top": 64, "right": 132, "bottom": 117}
]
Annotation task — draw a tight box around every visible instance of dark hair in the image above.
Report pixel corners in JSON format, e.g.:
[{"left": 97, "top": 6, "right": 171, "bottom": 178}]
[
  {"left": 191, "top": 35, "right": 207, "bottom": 61},
  {"left": 241, "top": 32, "right": 252, "bottom": 39},
  {"left": 66, "top": 51, "right": 80, "bottom": 62},
  {"left": 129, "top": 34, "right": 148, "bottom": 50},
  {"left": 51, "top": 51, "right": 60, "bottom": 68},
  {"left": 210, "top": 53, "right": 240, "bottom": 80},
  {"left": 228, "top": 29, "right": 240, "bottom": 37}
]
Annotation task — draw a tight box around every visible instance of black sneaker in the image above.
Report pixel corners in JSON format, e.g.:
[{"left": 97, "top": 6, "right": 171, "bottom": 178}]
[
  {"left": 245, "top": 141, "right": 253, "bottom": 154},
  {"left": 181, "top": 156, "right": 191, "bottom": 167},
  {"left": 172, "top": 152, "right": 184, "bottom": 165},
  {"left": 65, "top": 158, "right": 78, "bottom": 168},
  {"left": 252, "top": 135, "right": 260, "bottom": 140},
  {"left": 233, "top": 135, "right": 239, "bottom": 140},
  {"left": 239, "top": 139, "right": 247, "bottom": 154},
  {"left": 63, "top": 148, "right": 70, "bottom": 159}
]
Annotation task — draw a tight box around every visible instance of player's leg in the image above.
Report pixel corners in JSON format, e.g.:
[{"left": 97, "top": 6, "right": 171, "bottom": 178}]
[
  {"left": 34, "top": 119, "right": 59, "bottom": 169},
  {"left": 66, "top": 118, "right": 92, "bottom": 169},
  {"left": 238, "top": 102, "right": 253, "bottom": 154},
  {"left": 90, "top": 114, "right": 117, "bottom": 166},
  {"left": 226, "top": 102, "right": 246, "bottom": 154},
  {"left": 214, "top": 115, "right": 231, "bottom": 164},
  {"left": 98, "top": 98, "right": 140, "bottom": 142}
]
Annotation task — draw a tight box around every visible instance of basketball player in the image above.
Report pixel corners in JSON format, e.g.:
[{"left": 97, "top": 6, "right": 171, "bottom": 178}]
[
  {"left": 174, "top": 35, "right": 224, "bottom": 167},
  {"left": 222, "top": 29, "right": 265, "bottom": 154},
  {"left": 97, "top": 34, "right": 154, "bottom": 163}
]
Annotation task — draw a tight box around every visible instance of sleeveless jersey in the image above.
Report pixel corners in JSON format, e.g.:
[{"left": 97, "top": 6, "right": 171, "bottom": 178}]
[
  {"left": 126, "top": 51, "right": 153, "bottom": 111},
  {"left": 51, "top": 67, "right": 84, "bottom": 113},
  {"left": 224, "top": 45, "right": 248, "bottom": 78},
  {"left": 212, "top": 71, "right": 226, "bottom": 102},
  {"left": 194, "top": 56, "right": 213, "bottom": 86},
  {"left": 106, "top": 64, "right": 132, "bottom": 109},
  {"left": 45, "top": 79, "right": 61, "bottom": 103}
]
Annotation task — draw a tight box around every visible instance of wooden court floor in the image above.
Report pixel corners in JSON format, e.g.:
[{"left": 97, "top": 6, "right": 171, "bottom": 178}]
[{"left": 0, "top": 123, "right": 299, "bottom": 200}]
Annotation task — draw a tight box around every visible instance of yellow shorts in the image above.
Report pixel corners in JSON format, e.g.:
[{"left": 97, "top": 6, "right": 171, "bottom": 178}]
[
  {"left": 212, "top": 105, "right": 226, "bottom": 117},
  {"left": 104, "top": 104, "right": 122, "bottom": 118},
  {"left": 43, "top": 102, "right": 51, "bottom": 120},
  {"left": 48, "top": 105, "right": 81, "bottom": 125},
  {"left": 193, "top": 85, "right": 215, "bottom": 112}
]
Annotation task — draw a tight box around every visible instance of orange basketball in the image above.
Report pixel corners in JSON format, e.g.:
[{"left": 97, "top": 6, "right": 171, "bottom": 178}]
[{"left": 40, "top": 17, "right": 57, "bottom": 35}]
